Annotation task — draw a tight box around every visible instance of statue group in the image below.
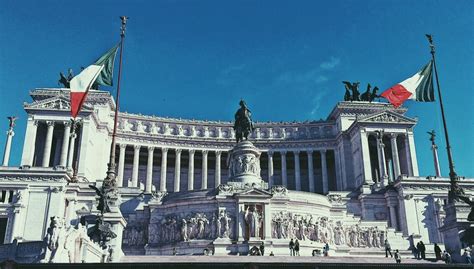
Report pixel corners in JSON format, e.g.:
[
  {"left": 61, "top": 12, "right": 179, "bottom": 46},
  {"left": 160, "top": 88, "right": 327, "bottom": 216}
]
[{"left": 343, "top": 81, "right": 379, "bottom": 102}]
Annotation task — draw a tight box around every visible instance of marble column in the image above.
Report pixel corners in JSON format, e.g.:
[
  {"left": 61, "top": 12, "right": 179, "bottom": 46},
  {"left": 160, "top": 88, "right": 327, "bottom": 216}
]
[
  {"left": 2, "top": 127, "right": 14, "bottom": 166},
  {"left": 59, "top": 121, "right": 71, "bottom": 167},
  {"left": 21, "top": 119, "right": 38, "bottom": 166},
  {"left": 145, "top": 146, "right": 154, "bottom": 193},
  {"left": 321, "top": 150, "right": 328, "bottom": 194},
  {"left": 267, "top": 151, "right": 274, "bottom": 188},
  {"left": 188, "top": 149, "right": 195, "bottom": 191},
  {"left": 66, "top": 130, "right": 77, "bottom": 169},
  {"left": 307, "top": 150, "right": 315, "bottom": 193},
  {"left": 334, "top": 148, "right": 342, "bottom": 191},
  {"left": 131, "top": 145, "right": 141, "bottom": 187},
  {"left": 390, "top": 133, "right": 401, "bottom": 179},
  {"left": 432, "top": 144, "right": 441, "bottom": 177},
  {"left": 174, "top": 149, "right": 182, "bottom": 192},
  {"left": 293, "top": 151, "right": 301, "bottom": 191},
  {"left": 376, "top": 135, "right": 388, "bottom": 186},
  {"left": 160, "top": 148, "right": 168, "bottom": 191},
  {"left": 215, "top": 151, "right": 222, "bottom": 187},
  {"left": 42, "top": 121, "right": 55, "bottom": 167},
  {"left": 117, "top": 144, "right": 127, "bottom": 187},
  {"left": 280, "top": 151, "right": 288, "bottom": 187},
  {"left": 389, "top": 205, "right": 399, "bottom": 230},
  {"left": 407, "top": 132, "right": 419, "bottom": 176},
  {"left": 360, "top": 129, "right": 373, "bottom": 185},
  {"left": 201, "top": 150, "right": 208, "bottom": 190}
]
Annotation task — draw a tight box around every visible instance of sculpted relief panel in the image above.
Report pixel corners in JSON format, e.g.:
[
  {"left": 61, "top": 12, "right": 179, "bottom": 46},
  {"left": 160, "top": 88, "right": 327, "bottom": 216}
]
[
  {"left": 271, "top": 212, "right": 385, "bottom": 248},
  {"left": 149, "top": 211, "right": 235, "bottom": 245}
]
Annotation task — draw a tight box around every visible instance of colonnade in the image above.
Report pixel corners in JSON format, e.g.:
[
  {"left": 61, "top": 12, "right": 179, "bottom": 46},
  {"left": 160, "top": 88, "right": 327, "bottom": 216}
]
[
  {"left": 116, "top": 145, "right": 334, "bottom": 194},
  {"left": 360, "top": 129, "right": 418, "bottom": 186},
  {"left": 22, "top": 120, "right": 78, "bottom": 169}
]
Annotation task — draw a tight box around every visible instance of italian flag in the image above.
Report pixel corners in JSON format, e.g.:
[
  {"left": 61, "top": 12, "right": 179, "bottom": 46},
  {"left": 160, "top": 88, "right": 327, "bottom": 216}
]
[
  {"left": 70, "top": 44, "right": 119, "bottom": 118},
  {"left": 381, "top": 61, "right": 435, "bottom": 108}
]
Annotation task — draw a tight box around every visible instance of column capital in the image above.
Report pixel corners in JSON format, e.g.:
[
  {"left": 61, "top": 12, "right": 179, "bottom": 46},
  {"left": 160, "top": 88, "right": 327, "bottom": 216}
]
[
  {"left": 119, "top": 143, "right": 127, "bottom": 149},
  {"left": 280, "top": 150, "right": 287, "bottom": 155},
  {"left": 32, "top": 120, "right": 39, "bottom": 126},
  {"left": 133, "top": 144, "right": 141, "bottom": 151},
  {"left": 161, "top": 147, "right": 169, "bottom": 153},
  {"left": 267, "top": 151, "right": 274, "bottom": 157},
  {"left": 188, "top": 149, "right": 195, "bottom": 155},
  {"left": 175, "top": 148, "right": 182, "bottom": 154},
  {"left": 147, "top": 146, "right": 155, "bottom": 152},
  {"left": 215, "top": 151, "right": 222, "bottom": 157},
  {"left": 63, "top": 121, "right": 72, "bottom": 127},
  {"left": 390, "top": 133, "right": 398, "bottom": 139},
  {"left": 46, "top": 120, "right": 55, "bottom": 127},
  {"left": 202, "top": 150, "right": 209, "bottom": 155},
  {"left": 320, "top": 149, "right": 327, "bottom": 155},
  {"left": 306, "top": 150, "right": 314, "bottom": 156},
  {"left": 293, "top": 150, "right": 300, "bottom": 155}
]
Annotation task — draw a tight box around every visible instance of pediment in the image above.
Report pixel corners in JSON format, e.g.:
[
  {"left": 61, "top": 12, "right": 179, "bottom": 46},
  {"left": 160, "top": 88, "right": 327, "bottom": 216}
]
[
  {"left": 235, "top": 188, "right": 273, "bottom": 198},
  {"left": 358, "top": 111, "right": 417, "bottom": 124},
  {"left": 24, "top": 95, "right": 92, "bottom": 111}
]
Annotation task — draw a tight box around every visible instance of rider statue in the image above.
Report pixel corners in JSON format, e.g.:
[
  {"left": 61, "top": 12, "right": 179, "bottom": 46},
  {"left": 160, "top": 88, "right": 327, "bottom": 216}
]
[{"left": 233, "top": 100, "right": 255, "bottom": 143}]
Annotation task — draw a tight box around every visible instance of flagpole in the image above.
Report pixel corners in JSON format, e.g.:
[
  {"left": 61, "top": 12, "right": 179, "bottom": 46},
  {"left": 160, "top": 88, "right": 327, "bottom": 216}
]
[
  {"left": 104, "top": 16, "right": 128, "bottom": 189},
  {"left": 425, "top": 34, "right": 463, "bottom": 202}
]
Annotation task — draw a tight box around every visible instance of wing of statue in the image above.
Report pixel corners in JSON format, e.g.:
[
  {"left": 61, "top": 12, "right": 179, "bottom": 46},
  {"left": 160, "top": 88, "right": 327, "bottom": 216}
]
[{"left": 342, "top": 81, "right": 352, "bottom": 89}]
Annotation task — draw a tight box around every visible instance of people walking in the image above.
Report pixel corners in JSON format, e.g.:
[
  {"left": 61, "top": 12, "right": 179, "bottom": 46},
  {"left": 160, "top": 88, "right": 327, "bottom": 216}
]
[
  {"left": 418, "top": 241, "right": 426, "bottom": 260},
  {"left": 434, "top": 243, "right": 442, "bottom": 260},
  {"left": 394, "top": 249, "right": 401, "bottom": 264},
  {"left": 384, "top": 239, "right": 392, "bottom": 258},
  {"left": 294, "top": 239, "right": 300, "bottom": 256},
  {"left": 259, "top": 242, "right": 265, "bottom": 256},
  {"left": 289, "top": 239, "right": 295, "bottom": 256}
]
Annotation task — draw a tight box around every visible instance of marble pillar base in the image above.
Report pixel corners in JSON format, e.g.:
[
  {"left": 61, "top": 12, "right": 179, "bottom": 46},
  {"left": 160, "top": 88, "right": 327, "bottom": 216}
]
[{"left": 439, "top": 202, "right": 472, "bottom": 263}]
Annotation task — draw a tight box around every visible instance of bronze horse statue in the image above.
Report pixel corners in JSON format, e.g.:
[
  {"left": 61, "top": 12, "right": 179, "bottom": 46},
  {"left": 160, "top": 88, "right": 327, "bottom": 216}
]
[
  {"left": 360, "top": 83, "right": 380, "bottom": 102},
  {"left": 233, "top": 100, "right": 254, "bottom": 143}
]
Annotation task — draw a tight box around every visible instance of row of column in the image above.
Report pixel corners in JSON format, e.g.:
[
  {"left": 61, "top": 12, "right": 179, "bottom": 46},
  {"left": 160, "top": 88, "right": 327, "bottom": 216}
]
[
  {"left": 23, "top": 120, "right": 77, "bottom": 169},
  {"left": 117, "top": 145, "right": 223, "bottom": 193},
  {"left": 361, "top": 130, "right": 417, "bottom": 186},
  {"left": 117, "top": 145, "right": 333, "bottom": 194},
  {"left": 267, "top": 150, "right": 329, "bottom": 193}
]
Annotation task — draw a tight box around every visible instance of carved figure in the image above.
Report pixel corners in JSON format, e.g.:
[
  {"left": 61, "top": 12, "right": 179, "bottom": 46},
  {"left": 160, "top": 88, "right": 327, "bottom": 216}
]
[
  {"left": 233, "top": 100, "right": 254, "bottom": 143},
  {"left": 181, "top": 219, "right": 188, "bottom": 241},
  {"left": 342, "top": 81, "right": 361, "bottom": 101},
  {"left": 42, "top": 216, "right": 65, "bottom": 263},
  {"left": 89, "top": 184, "right": 113, "bottom": 215},
  {"left": 7, "top": 116, "right": 17, "bottom": 129}
]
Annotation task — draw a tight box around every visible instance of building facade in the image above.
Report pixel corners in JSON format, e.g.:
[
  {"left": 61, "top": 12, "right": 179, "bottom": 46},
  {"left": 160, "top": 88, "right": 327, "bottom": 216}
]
[{"left": 0, "top": 88, "right": 472, "bottom": 262}]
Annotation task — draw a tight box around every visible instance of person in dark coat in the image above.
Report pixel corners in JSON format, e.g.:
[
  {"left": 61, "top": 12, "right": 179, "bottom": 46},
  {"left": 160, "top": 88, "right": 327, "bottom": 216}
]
[
  {"left": 414, "top": 242, "right": 420, "bottom": 259},
  {"left": 418, "top": 241, "right": 426, "bottom": 260},
  {"left": 434, "top": 243, "right": 442, "bottom": 260},
  {"left": 259, "top": 242, "right": 265, "bottom": 256},
  {"left": 289, "top": 239, "right": 295, "bottom": 256},
  {"left": 294, "top": 239, "right": 300, "bottom": 256},
  {"left": 384, "top": 239, "right": 392, "bottom": 258}
]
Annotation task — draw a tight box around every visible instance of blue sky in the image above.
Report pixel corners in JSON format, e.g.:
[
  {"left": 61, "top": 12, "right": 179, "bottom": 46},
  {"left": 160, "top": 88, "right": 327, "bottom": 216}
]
[{"left": 0, "top": 0, "right": 473, "bottom": 177}]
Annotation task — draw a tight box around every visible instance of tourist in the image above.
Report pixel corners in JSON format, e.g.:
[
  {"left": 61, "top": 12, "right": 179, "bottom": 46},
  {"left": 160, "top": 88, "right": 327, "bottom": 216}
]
[
  {"left": 413, "top": 243, "right": 420, "bottom": 259},
  {"left": 260, "top": 242, "right": 265, "bottom": 256},
  {"left": 384, "top": 239, "right": 392, "bottom": 258},
  {"left": 323, "top": 243, "right": 330, "bottom": 257},
  {"left": 442, "top": 250, "right": 451, "bottom": 264},
  {"left": 289, "top": 239, "right": 295, "bottom": 256},
  {"left": 269, "top": 251, "right": 275, "bottom": 256},
  {"left": 394, "top": 249, "right": 401, "bottom": 264},
  {"left": 434, "top": 243, "right": 442, "bottom": 260},
  {"left": 294, "top": 239, "right": 300, "bottom": 256},
  {"left": 172, "top": 247, "right": 177, "bottom": 256},
  {"left": 464, "top": 249, "right": 472, "bottom": 264},
  {"left": 418, "top": 241, "right": 426, "bottom": 260}
]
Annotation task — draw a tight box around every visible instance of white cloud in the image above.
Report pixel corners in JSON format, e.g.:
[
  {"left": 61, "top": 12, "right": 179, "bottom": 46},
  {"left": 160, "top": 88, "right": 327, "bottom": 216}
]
[
  {"left": 310, "top": 91, "right": 326, "bottom": 116},
  {"left": 320, "top": 57, "right": 340, "bottom": 70}
]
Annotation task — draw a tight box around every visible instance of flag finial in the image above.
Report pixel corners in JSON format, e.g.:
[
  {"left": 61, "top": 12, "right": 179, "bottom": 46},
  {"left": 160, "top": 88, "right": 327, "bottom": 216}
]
[
  {"left": 426, "top": 34, "right": 435, "bottom": 55},
  {"left": 120, "top": 16, "right": 129, "bottom": 37}
]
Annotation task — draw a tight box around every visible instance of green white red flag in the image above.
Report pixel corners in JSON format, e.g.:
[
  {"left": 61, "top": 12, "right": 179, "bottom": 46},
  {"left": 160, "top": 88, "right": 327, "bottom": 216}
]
[
  {"left": 70, "top": 44, "right": 119, "bottom": 118},
  {"left": 381, "top": 61, "right": 435, "bottom": 108}
]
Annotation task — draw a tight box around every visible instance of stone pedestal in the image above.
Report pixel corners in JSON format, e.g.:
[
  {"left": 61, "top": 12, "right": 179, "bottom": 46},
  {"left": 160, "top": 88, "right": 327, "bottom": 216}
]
[
  {"left": 228, "top": 141, "right": 263, "bottom": 187},
  {"left": 103, "top": 196, "right": 127, "bottom": 262},
  {"left": 439, "top": 202, "right": 472, "bottom": 263}
]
